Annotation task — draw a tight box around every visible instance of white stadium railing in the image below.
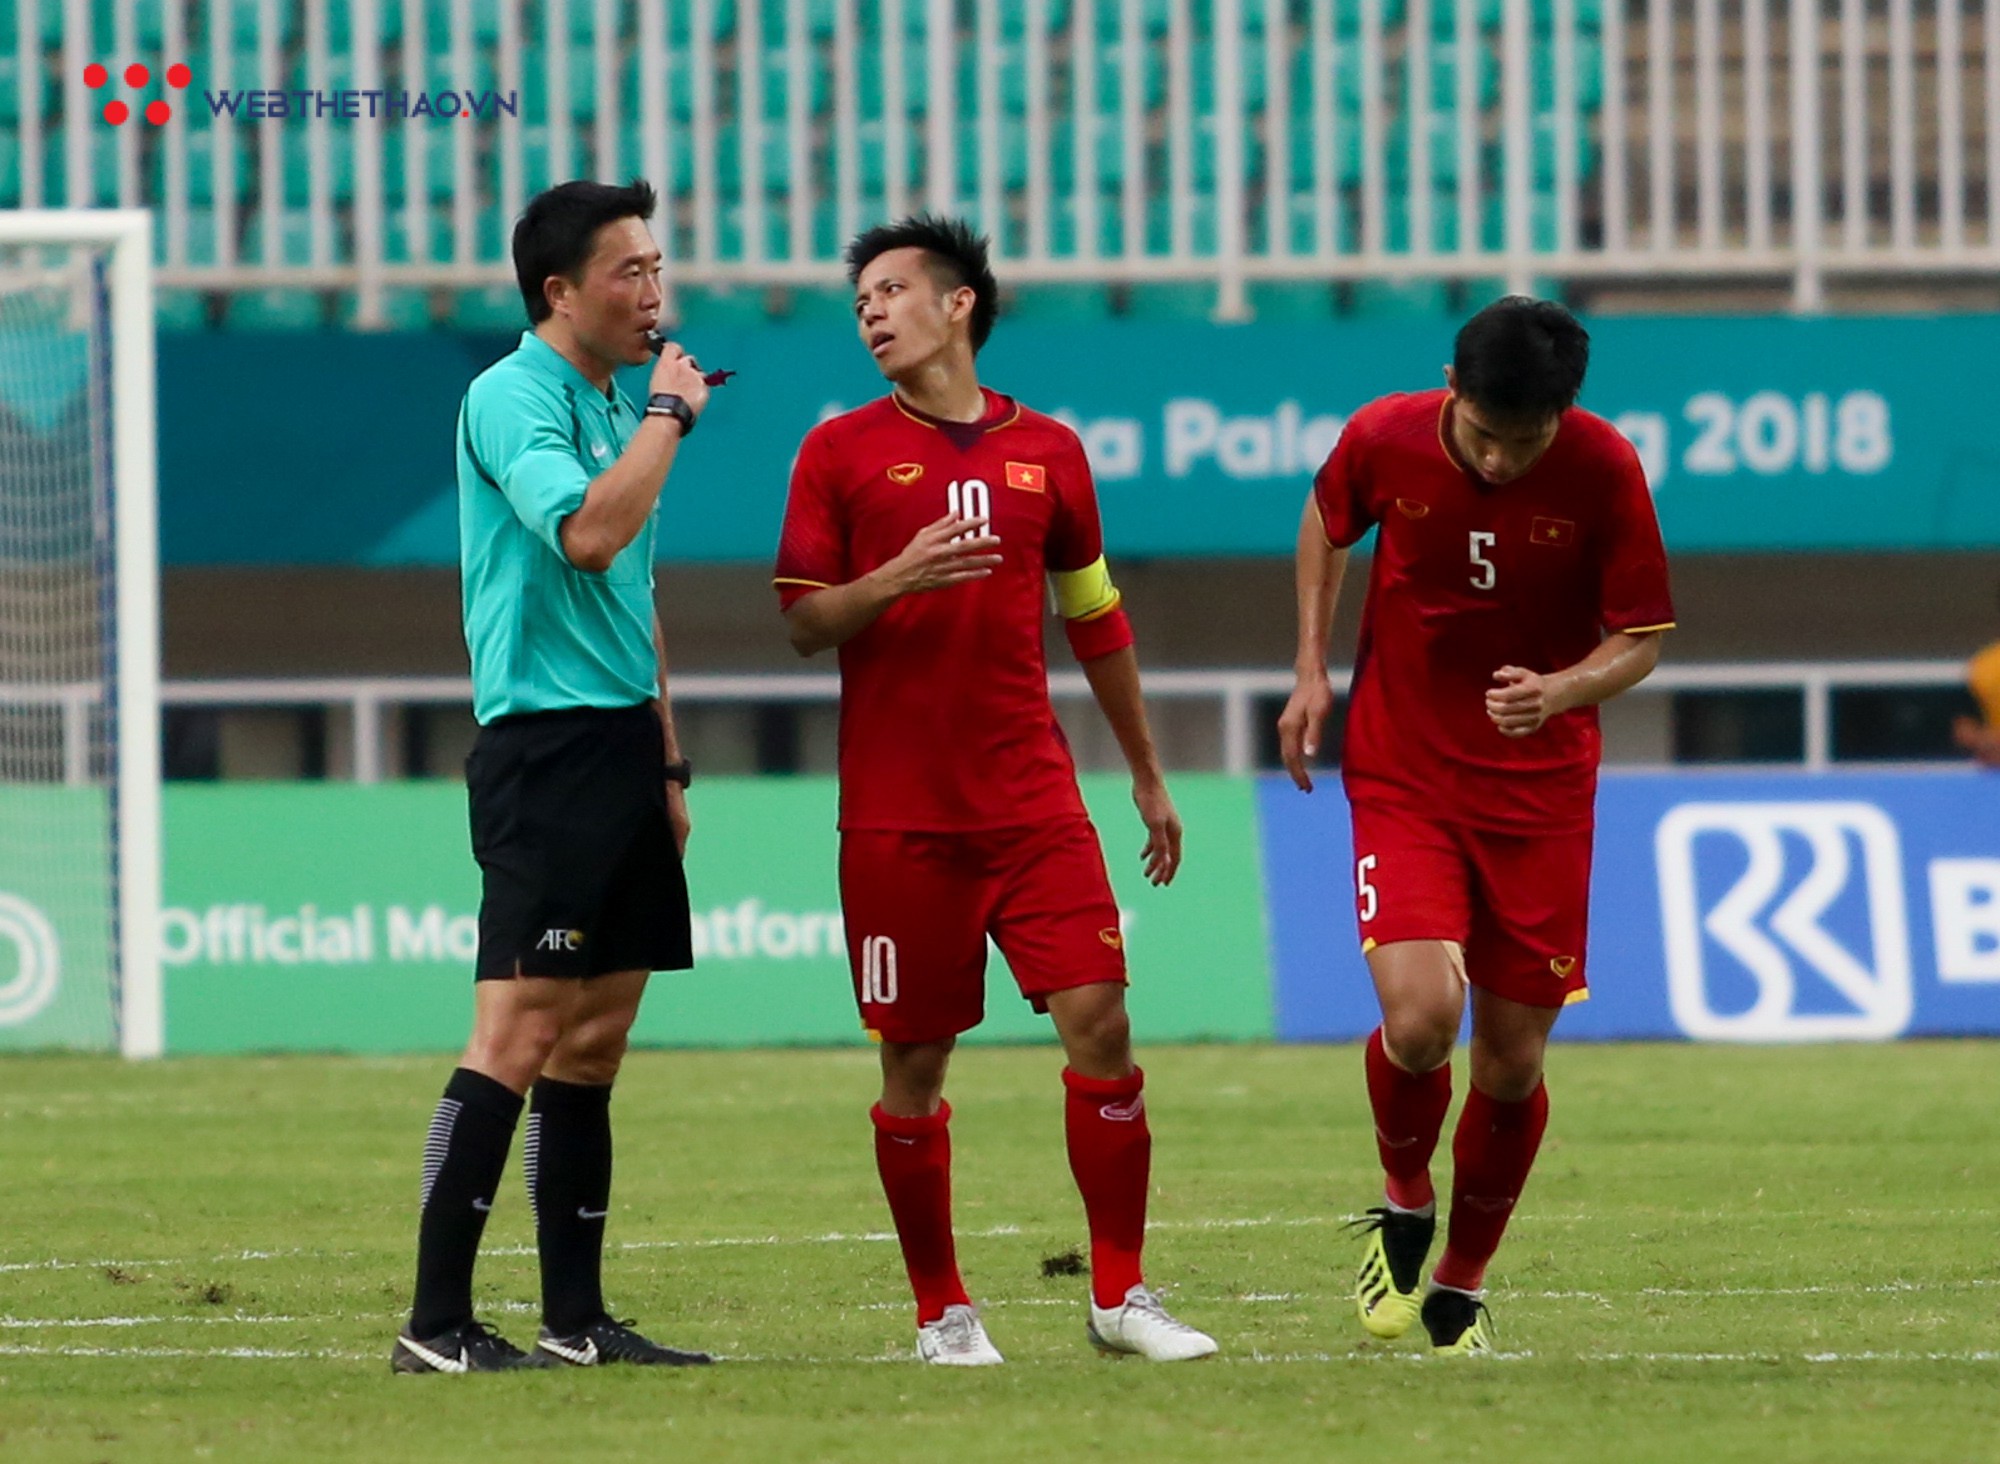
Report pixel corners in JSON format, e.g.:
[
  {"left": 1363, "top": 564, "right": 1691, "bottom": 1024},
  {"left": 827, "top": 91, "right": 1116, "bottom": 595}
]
[
  {"left": 0, "top": 661, "right": 1974, "bottom": 782},
  {"left": 8, "top": 0, "right": 1994, "bottom": 317}
]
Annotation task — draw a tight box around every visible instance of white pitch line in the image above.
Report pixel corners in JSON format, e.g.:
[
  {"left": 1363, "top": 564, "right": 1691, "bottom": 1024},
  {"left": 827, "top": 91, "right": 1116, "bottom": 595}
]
[
  {"left": 0, "top": 1343, "right": 366, "bottom": 1361},
  {"left": 0, "top": 1314, "right": 298, "bottom": 1330}
]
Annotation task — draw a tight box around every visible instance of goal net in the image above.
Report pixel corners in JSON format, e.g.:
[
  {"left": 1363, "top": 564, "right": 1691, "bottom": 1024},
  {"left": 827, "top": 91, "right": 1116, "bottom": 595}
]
[{"left": 0, "top": 212, "right": 160, "bottom": 1057}]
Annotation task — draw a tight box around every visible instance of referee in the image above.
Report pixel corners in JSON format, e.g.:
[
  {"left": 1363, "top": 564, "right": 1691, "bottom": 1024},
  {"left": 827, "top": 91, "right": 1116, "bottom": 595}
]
[{"left": 392, "top": 180, "right": 713, "bottom": 1373}]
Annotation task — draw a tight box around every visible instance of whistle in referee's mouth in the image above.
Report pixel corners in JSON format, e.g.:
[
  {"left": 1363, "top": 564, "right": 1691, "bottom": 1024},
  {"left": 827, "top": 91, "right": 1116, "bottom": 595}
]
[{"left": 646, "top": 330, "right": 737, "bottom": 388}]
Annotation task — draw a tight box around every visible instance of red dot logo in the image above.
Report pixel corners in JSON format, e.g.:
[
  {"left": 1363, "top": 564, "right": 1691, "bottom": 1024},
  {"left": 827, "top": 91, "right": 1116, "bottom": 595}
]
[{"left": 87, "top": 59, "right": 188, "bottom": 125}]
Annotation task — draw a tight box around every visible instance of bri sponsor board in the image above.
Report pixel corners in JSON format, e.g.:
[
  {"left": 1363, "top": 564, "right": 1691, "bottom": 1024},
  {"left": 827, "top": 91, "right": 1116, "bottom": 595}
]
[{"left": 1259, "top": 770, "right": 2000, "bottom": 1043}]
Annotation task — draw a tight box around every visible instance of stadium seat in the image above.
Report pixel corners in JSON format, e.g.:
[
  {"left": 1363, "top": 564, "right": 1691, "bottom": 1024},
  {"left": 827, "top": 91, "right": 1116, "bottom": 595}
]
[
  {"left": 0, "top": 127, "right": 17, "bottom": 208},
  {"left": 1193, "top": 117, "right": 1268, "bottom": 190},
  {"left": 1092, "top": 0, "right": 1173, "bottom": 38},
  {"left": 40, "top": 132, "right": 120, "bottom": 208},
  {"left": 1388, "top": 111, "right": 1470, "bottom": 187},
  {"left": 1289, "top": 118, "right": 1364, "bottom": 190},
  {"left": 956, "top": 119, "right": 1030, "bottom": 193},
  {"left": 853, "top": 121, "right": 923, "bottom": 194},
  {"left": 0, "top": 57, "right": 19, "bottom": 125},
  {"left": 1533, "top": 0, "right": 1606, "bottom": 30},
  {"left": 241, "top": 209, "right": 317, "bottom": 267},
  {"left": 760, "top": 49, "right": 833, "bottom": 120},
  {"left": 1003, "top": 283, "right": 1116, "bottom": 322},
  {"left": 1189, "top": 40, "right": 1270, "bottom": 114},
  {"left": 161, "top": 131, "right": 252, "bottom": 208},
  {"left": 1534, "top": 36, "right": 1605, "bottom": 109},
  {"left": 1249, "top": 280, "right": 1340, "bottom": 320},
  {"left": 1427, "top": 0, "right": 1501, "bottom": 37},
  {"left": 226, "top": 288, "right": 328, "bottom": 330},
  {"left": 1429, "top": 40, "right": 1501, "bottom": 110},
  {"left": 957, "top": 44, "right": 1029, "bottom": 118},
  {"left": 1051, "top": 192, "right": 1129, "bottom": 258},
  {"left": 224, "top": 0, "right": 299, "bottom": 44},
  {"left": 1290, "top": 46, "right": 1365, "bottom": 117},
  {"left": 168, "top": 207, "right": 225, "bottom": 267},
  {"left": 999, "top": 0, "right": 1073, "bottom": 37},
  {"left": 326, "top": 0, "right": 405, "bottom": 45},
  {"left": 1282, "top": 192, "right": 1358, "bottom": 255},
  {"left": 452, "top": 285, "right": 529, "bottom": 332},
  {"left": 521, "top": 46, "right": 599, "bottom": 124},
  {"left": 1348, "top": 279, "right": 1452, "bottom": 317},
  {"left": 1050, "top": 115, "right": 1126, "bottom": 191},
  {"left": 718, "top": 119, "right": 796, "bottom": 193},
  {"left": 1385, "top": 189, "right": 1473, "bottom": 253},
  {"left": 379, "top": 129, "right": 462, "bottom": 203},
  {"left": 1143, "top": 196, "right": 1219, "bottom": 256},
  {"left": 423, "top": 0, "right": 506, "bottom": 43},
  {"left": 1124, "top": 282, "right": 1222, "bottom": 322},
  {"left": 382, "top": 206, "right": 458, "bottom": 263},
  {"left": 670, "top": 0, "right": 740, "bottom": 42},
  {"left": 673, "top": 283, "right": 779, "bottom": 327},
  {"left": 335, "top": 287, "right": 435, "bottom": 330},
  {"left": 155, "top": 290, "right": 212, "bottom": 332},
  {"left": 856, "top": 44, "right": 929, "bottom": 116},
  {"left": 1533, "top": 114, "right": 1598, "bottom": 185}
]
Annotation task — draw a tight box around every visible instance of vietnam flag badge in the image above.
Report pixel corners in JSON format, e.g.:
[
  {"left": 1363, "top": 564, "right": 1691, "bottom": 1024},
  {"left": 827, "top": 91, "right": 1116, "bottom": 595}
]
[
  {"left": 1004, "top": 461, "right": 1047, "bottom": 493},
  {"left": 1530, "top": 516, "right": 1577, "bottom": 546}
]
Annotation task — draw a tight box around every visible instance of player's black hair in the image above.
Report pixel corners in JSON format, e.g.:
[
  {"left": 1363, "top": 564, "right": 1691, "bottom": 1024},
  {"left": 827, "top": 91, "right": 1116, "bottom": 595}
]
[
  {"left": 512, "top": 179, "right": 658, "bottom": 324},
  {"left": 844, "top": 213, "right": 1000, "bottom": 352},
  {"left": 1452, "top": 296, "right": 1591, "bottom": 423}
]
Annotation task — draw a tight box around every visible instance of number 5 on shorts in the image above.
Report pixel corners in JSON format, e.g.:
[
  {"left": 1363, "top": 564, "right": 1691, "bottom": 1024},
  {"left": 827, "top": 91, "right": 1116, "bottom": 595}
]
[
  {"left": 1356, "top": 854, "right": 1379, "bottom": 923},
  {"left": 861, "top": 934, "right": 899, "bottom": 1004}
]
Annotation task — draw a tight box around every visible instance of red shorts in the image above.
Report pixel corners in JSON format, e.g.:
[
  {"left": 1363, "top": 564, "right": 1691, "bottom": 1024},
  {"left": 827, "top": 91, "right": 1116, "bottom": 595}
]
[
  {"left": 1349, "top": 800, "right": 1593, "bottom": 1009},
  {"left": 839, "top": 818, "right": 1128, "bottom": 1043}
]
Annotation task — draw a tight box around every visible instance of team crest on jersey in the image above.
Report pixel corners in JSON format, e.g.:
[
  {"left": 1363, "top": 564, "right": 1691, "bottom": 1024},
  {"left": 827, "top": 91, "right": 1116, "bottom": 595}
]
[
  {"left": 887, "top": 462, "right": 925, "bottom": 485},
  {"left": 1531, "top": 516, "right": 1577, "bottom": 546},
  {"left": 1395, "top": 498, "right": 1430, "bottom": 518},
  {"left": 1004, "top": 461, "right": 1047, "bottom": 493}
]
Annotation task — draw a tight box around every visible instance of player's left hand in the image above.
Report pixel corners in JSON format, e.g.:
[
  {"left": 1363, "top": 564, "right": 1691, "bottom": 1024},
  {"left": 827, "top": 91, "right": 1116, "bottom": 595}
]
[
  {"left": 666, "top": 783, "right": 692, "bottom": 856},
  {"left": 1133, "top": 778, "right": 1183, "bottom": 887},
  {"left": 1486, "top": 665, "right": 1567, "bottom": 738}
]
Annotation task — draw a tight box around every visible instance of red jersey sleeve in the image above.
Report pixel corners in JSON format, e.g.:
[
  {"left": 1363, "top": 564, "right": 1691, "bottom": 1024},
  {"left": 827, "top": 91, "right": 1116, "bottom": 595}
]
[
  {"left": 1311, "top": 411, "right": 1378, "bottom": 548},
  {"left": 1046, "top": 431, "right": 1106, "bottom": 573},
  {"left": 1596, "top": 437, "right": 1676, "bottom": 634},
  {"left": 774, "top": 428, "right": 847, "bottom": 610}
]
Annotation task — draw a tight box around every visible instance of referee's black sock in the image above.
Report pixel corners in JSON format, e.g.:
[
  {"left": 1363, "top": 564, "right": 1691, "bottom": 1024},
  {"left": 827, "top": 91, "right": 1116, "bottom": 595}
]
[
  {"left": 408, "top": 1067, "right": 523, "bottom": 1339},
  {"left": 526, "top": 1076, "right": 615, "bottom": 1336}
]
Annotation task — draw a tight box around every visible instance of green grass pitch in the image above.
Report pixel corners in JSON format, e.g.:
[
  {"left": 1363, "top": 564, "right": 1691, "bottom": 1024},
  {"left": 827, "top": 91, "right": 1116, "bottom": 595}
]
[{"left": 4, "top": 1041, "right": 1999, "bottom": 1462}]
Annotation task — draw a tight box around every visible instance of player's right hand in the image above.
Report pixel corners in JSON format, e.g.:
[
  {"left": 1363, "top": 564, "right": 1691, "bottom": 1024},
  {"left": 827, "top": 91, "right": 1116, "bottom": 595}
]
[
  {"left": 1278, "top": 674, "right": 1334, "bottom": 792},
  {"left": 647, "top": 338, "right": 711, "bottom": 418},
  {"left": 886, "top": 514, "right": 1005, "bottom": 595}
]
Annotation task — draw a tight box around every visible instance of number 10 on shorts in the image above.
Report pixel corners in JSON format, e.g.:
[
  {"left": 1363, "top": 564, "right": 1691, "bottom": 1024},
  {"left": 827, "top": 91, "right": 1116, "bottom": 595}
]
[{"left": 861, "top": 935, "right": 899, "bottom": 1004}]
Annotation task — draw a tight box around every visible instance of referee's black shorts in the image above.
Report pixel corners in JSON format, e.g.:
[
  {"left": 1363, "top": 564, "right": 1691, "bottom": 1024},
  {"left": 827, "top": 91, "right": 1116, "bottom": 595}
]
[{"left": 465, "top": 701, "right": 692, "bottom": 981}]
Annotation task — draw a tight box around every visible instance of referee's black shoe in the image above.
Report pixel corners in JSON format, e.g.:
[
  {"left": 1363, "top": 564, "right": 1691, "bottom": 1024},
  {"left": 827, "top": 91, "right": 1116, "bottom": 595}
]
[
  {"left": 391, "top": 1318, "right": 540, "bottom": 1373},
  {"left": 536, "top": 1316, "right": 714, "bottom": 1367}
]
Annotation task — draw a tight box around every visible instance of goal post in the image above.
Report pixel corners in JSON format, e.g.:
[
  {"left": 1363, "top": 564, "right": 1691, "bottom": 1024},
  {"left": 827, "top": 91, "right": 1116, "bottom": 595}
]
[{"left": 0, "top": 209, "right": 161, "bottom": 1059}]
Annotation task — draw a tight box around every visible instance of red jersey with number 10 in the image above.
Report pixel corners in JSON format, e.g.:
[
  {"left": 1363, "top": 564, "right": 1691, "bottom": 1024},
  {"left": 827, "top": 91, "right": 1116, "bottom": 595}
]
[
  {"left": 1315, "top": 389, "right": 1675, "bottom": 834},
  {"left": 775, "top": 389, "right": 1117, "bottom": 832}
]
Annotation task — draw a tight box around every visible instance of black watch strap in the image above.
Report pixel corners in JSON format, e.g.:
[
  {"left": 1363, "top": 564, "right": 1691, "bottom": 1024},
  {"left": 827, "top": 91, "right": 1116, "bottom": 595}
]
[
  {"left": 645, "top": 393, "right": 696, "bottom": 438},
  {"left": 663, "top": 758, "right": 693, "bottom": 788}
]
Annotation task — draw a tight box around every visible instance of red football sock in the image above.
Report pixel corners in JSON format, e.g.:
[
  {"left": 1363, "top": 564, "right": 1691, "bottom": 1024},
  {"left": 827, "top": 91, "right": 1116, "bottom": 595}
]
[
  {"left": 1364, "top": 1027, "right": 1453, "bottom": 1211},
  {"left": 1433, "top": 1081, "right": 1550, "bottom": 1293},
  {"left": 871, "top": 1101, "right": 970, "bottom": 1326},
  {"left": 1063, "top": 1066, "right": 1151, "bottom": 1310}
]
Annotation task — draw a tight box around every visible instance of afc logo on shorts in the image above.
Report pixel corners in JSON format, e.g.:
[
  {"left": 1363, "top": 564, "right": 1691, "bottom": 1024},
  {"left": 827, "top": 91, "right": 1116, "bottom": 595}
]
[
  {"left": 1654, "top": 801, "right": 1913, "bottom": 1041},
  {"left": 535, "top": 928, "right": 585, "bottom": 952}
]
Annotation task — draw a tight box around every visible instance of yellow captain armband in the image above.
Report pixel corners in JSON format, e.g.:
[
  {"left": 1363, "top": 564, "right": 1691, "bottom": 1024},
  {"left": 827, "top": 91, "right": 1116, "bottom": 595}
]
[{"left": 1051, "top": 556, "right": 1120, "bottom": 621}]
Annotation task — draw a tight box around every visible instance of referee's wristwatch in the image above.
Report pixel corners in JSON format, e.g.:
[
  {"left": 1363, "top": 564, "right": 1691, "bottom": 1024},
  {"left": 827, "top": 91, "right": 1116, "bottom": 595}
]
[
  {"left": 645, "top": 392, "right": 698, "bottom": 438},
  {"left": 663, "top": 758, "right": 694, "bottom": 789}
]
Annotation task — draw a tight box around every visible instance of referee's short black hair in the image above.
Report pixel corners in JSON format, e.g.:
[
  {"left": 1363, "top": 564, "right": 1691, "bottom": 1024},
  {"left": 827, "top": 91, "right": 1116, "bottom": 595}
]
[
  {"left": 845, "top": 213, "right": 999, "bottom": 352},
  {"left": 513, "top": 179, "right": 658, "bottom": 324},
  {"left": 1452, "top": 296, "right": 1591, "bottom": 423}
]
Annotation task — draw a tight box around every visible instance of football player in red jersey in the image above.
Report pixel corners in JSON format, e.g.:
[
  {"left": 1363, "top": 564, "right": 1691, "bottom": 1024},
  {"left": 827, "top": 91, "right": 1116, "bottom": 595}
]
[
  {"left": 774, "top": 215, "right": 1216, "bottom": 1365},
  {"left": 1278, "top": 298, "right": 1674, "bottom": 1354}
]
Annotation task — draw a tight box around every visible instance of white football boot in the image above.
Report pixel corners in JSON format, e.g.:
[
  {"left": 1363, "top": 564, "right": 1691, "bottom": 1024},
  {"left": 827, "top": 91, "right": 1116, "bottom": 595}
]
[
  {"left": 1087, "top": 1285, "right": 1219, "bottom": 1361},
  {"left": 915, "top": 1303, "right": 1005, "bottom": 1366}
]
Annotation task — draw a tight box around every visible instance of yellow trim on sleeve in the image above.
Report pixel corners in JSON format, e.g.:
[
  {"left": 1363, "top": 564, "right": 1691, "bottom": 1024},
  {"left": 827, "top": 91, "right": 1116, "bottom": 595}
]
[
  {"left": 1617, "top": 622, "right": 1677, "bottom": 634},
  {"left": 1562, "top": 987, "right": 1591, "bottom": 1006},
  {"left": 1051, "top": 555, "right": 1121, "bottom": 621},
  {"left": 773, "top": 576, "right": 833, "bottom": 590}
]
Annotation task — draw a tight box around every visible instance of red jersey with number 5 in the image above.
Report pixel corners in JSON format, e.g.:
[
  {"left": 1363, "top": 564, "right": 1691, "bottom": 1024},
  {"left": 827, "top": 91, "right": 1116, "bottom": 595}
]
[
  {"left": 775, "top": 389, "right": 1113, "bottom": 832},
  {"left": 1314, "top": 389, "right": 1675, "bottom": 834}
]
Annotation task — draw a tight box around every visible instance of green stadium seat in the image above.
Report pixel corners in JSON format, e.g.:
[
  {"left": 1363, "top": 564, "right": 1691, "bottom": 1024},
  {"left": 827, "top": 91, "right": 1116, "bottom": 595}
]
[
  {"left": 761, "top": 49, "right": 833, "bottom": 119},
  {"left": 1143, "top": 196, "right": 1219, "bottom": 256},
  {"left": 335, "top": 287, "right": 435, "bottom": 330},
  {"left": 1389, "top": 112, "right": 1470, "bottom": 187},
  {"left": 383, "top": 206, "right": 457, "bottom": 263},
  {"left": 717, "top": 119, "right": 797, "bottom": 193},
  {"left": 857, "top": 44, "right": 929, "bottom": 116},
  {"left": 669, "top": 0, "right": 740, "bottom": 42},
  {"left": 1385, "top": 190, "right": 1474, "bottom": 253},
  {"left": 155, "top": 290, "right": 212, "bottom": 332},
  {"left": 1427, "top": 0, "right": 1503, "bottom": 37},
  {"left": 1429, "top": 41, "right": 1501, "bottom": 110},
  {"left": 999, "top": 0, "right": 1073, "bottom": 37},
  {"left": 0, "top": 127, "right": 17, "bottom": 208},
  {"left": 1051, "top": 192, "right": 1128, "bottom": 258},
  {"left": 1093, "top": 0, "right": 1172, "bottom": 38},
  {"left": 242, "top": 209, "right": 317, "bottom": 267},
  {"left": 613, "top": 128, "right": 695, "bottom": 192},
  {"left": 1534, "top": 37, "right": 1605, "bottom": 111},
  {"left": 1282, "top": 193, "right": 1358, "bottom": 255},
  {"left": 1094, "top": 40, "right": 1168, "bottom": 114},
  {"left": 1193, "top": 118, "right": 1267, "bottom": 190},
  {"left": 380, "top": 129, "right": 461, "bottom": 203},
  {"left": 224, "top": 0, "right": 298, "bottom": 43},
  {"left": 0, "top": 58, "right": 18, "bottom": 125},
  {"left": 853, "top": 121, "right": 923, "bottom": 194},
  {"left": 1051, "top": 115, "right": 1125, "bottom": 191},
  {"left": 1291, "top": 45, "right": 1365, "bottom": 115},
  {"left": 1190, "top": 41, "right": 1269, "bottom": 114},
  {"left": 957, "top": 44, "right": 1028, "bottom": 118},
  {"left": 1532, "top": 113, "right": 1598, "bottom": 185},
  {"left": 1249, "top": 280, "right": 1340, "bottom": 321},
  {"left": 1349, "top": 279, "right": 1452, "bottom": 317},
  {"left": 169, "top": 207, "right": 224, "bottom": 267},
  {"left": 282, "top": 130, "right": 359, "bottom": 207},
  {"left": 1533, "top": 0, "right": 1605, "bottom": 30},
  {"left": 1124, "top": 282, "right": 1221, "bottom": 322},
  {"left": 226, "top": 289, "right": 328, "bottom": 330},
  {"left": 40, "top": 132, "right": 120, "bottom": 208},
  {"left": 327, "top": 0, "right": 405, "bottom": 46},
  {"left": 673, "top": 283, "right": 778, "bottom": 327},
  {"left": 452, "top": 285, "right": 529, "bottom": 332},
  {"left": 1003, "top": 283, "right": 1116, "bottom": 322},
  {"left": 956, "top": 119, "right": 1029, "bottom": 193},
  {"left": 424, "top": 0, "right": 505, "bottom": 42},
  {"left": 1289, "top": 118, "right": 1363, "bottom": 190},
  {"left": 521, "top": 46, "right": 600, "bottom": 124},
  {"left": 1333, "top": 0, "right": 1412, "bottom": 35}
]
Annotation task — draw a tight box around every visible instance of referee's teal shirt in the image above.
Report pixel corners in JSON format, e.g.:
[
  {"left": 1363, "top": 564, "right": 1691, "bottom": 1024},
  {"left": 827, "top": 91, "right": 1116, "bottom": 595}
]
[{"left": 458, "top": 331, "right": 656, "bottom": 725}]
